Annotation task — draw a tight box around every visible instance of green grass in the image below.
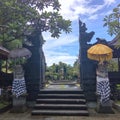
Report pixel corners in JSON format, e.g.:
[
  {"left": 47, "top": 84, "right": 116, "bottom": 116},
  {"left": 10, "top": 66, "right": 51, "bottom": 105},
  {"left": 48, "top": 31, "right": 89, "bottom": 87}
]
[
  {"left": 0, "top": 102, "right": 9, "bottom": 109},
  {"left": 117, "top": 84, "right": 120, "bottom": 90},
  {"left": 115, "top": 101, "right": 120, "bottom": 105}
]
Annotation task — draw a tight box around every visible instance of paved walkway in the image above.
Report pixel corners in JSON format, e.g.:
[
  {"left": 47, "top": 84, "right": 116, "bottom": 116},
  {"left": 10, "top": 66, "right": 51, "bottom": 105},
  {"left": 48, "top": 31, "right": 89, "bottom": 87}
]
[
  {"left": 45, "top": 80, "right": 80, "bottom": 90},
  {"left": 0, "top": 108, "right": 120, "bottom": 120},
  {"left": 0, "top": 81, "right": 120, "bottom": 120}
]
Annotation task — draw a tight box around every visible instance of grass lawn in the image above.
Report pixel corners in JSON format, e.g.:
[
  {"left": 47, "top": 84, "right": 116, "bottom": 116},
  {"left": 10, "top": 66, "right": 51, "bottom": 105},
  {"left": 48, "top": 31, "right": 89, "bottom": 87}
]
[
  {"left": 0, "top": 102, "right": 9, "bottom": 109},
  {"left": 116, "top": 101, "right": 120, "bottom": 105}
]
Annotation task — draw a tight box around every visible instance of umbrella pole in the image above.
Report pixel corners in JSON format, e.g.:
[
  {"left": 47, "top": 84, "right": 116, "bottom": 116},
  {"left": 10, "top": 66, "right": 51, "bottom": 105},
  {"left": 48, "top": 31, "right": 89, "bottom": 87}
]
[
  {"left": 118, "top": 58, "right": 120, "bottom": 71},
  {"left": 15, "top": 58, "right": 16, "bottom": 66},
  {"left": 6, "top": 59, "right": 8, "bottom": 73}
]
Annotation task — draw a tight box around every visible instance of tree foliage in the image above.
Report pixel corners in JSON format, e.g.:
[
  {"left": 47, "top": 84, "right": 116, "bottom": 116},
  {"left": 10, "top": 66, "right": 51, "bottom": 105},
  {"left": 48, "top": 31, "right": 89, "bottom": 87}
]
[
  {"left": 0, "top": 0, "right": 36, "bottom": 48},
  {"left": 107, "top": 59, "right": 119, "bottom": 72},
  {"left": 103, "top": 4, "right": 120, "bottom": 36},
  {"left": 45, "top": 60, "right": 80, "bottom": 81},
  {"left": 0, "top": 0, "right": 71, "bottom": 49}
]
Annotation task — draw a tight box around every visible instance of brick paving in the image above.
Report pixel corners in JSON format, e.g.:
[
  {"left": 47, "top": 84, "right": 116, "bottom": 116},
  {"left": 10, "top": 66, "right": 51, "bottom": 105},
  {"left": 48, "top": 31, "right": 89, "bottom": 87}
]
[{"left": 0, "top": 108, "right": 120, "bottom": 120}]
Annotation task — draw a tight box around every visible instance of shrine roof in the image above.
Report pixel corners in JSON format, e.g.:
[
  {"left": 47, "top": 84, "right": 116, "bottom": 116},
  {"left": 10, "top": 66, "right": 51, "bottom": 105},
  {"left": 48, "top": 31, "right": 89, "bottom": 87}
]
[
  {"left": 0, "top": 46, "right": 9, "bottom": 60},
  {"left": 108, "top": 35, "right": 120, "bottom": 46}
]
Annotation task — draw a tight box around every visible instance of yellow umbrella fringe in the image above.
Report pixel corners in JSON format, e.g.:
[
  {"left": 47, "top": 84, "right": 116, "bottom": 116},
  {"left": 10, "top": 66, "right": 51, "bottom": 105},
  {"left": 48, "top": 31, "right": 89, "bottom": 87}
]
[
  {"left": 87, "top": 52, "right": 113, "bottom": 62},
  {"left": 87, "top": 44, "right": 113, "bottom": 55},
  {"left": 87, "top": 44, "right": 113, "bottom": 62}
]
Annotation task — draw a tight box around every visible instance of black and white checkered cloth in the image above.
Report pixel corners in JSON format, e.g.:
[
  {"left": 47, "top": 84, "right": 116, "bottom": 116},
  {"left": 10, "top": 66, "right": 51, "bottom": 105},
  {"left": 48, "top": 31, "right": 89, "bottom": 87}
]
[
  {"left": 97, "top": 76, "right": 111, "bottom": 104},
  {"left": 12, "top": 77, "right": 27, "bottom": 98}
]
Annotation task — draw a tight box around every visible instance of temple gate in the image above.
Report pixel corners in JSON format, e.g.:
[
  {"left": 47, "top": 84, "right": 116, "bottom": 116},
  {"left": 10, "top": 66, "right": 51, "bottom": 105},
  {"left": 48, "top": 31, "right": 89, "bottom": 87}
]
[
  {"left": 79, "top": 20, "right": 97, "bottom": 101},
  {"left": 24, "top": 30, "right": 46, "bottom": 101}
]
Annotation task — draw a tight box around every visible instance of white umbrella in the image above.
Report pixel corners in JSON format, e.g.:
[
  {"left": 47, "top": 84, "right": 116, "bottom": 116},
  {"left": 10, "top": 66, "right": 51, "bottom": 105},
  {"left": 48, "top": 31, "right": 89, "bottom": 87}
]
[{"left": 9, "top": 48, "right": 32, "bottom": 59}]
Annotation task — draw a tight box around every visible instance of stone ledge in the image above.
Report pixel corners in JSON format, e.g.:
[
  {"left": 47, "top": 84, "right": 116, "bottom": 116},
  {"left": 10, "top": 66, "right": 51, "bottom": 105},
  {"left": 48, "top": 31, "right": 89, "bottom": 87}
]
[
  {"left": 112, "top": 102, "right": 120, "bottom": 111},
  {"left": 0, "top": 104, "right": 12, "bottom": 113}
]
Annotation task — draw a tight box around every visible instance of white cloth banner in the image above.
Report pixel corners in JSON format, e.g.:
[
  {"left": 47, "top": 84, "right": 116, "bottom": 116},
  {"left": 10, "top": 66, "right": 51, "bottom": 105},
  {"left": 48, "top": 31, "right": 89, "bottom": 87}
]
[
  {"left": 12, "top": 77, "right": 27, "bottom": 97},
  {"left": 96, "top": 76, "right": 111, "bottom": 104}
]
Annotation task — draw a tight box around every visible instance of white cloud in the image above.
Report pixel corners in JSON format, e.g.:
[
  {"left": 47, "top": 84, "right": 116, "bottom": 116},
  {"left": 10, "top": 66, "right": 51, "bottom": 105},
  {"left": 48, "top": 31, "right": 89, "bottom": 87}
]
[
  {"left": 42, "top": 0, "right": 117, "bottom": 66},
  {"left": 43, "top": 32, "right": 78, "bottom": 49},
  {"left": 43, "top": 32, "right": 78, "bottom": 66},
  {"left": 44, "top": 50, "right": 77, "bottom": 66},
  {"left": 104, "top": 0, "right": 116, "bottom": 6},
  {"left": 58, "top": 0, "right": 116, "bottom": 21},
  {"left": 59, "top": 0, "right": 93, "bottom": 20},
  {"left": 88, "top": 14, "right": 98, "bottom": 20}
]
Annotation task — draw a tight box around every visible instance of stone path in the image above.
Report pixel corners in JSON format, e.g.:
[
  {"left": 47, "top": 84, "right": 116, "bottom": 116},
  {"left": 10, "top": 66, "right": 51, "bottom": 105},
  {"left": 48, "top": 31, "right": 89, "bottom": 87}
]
[
  {"left": 0, "top": 81, "right": 120, "bottom": 120},
  {"left": 45, "top": 80, "right": 80, "bottom": 90},
  {"left": 0, "top": 108, "right": 120, "bottom": 120}
]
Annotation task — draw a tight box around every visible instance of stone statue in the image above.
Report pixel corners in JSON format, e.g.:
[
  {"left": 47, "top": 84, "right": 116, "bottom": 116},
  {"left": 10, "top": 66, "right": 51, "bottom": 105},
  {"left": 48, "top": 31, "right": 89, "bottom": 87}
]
[
  {"left": 12, "top": 64, "right": 26, "bottom": 98},
  {"left": 11, "top": 64, "right": 27, "bottom": 113},
  {"left": 14, "top": 65, "right": 24, "bottom": 79}
]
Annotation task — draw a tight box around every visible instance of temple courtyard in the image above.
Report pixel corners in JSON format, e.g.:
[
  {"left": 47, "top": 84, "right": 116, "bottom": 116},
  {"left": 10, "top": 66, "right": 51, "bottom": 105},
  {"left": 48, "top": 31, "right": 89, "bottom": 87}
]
[
  {"left": 0, "top": 82, "right": 120, "bottom": 120},
  {"left": 0, "top": 108, "right": 120, "bottom": 120}
]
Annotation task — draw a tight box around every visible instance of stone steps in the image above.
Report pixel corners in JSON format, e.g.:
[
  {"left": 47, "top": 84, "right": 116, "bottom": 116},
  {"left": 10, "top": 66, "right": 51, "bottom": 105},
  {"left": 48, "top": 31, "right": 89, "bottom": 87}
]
[
  {"left": 39, "top": 89, "right": 83, "bottom": 94},
  {"left": 32, "top": 89, "right": 89, "bottom": 116},
  {"left": 36, "top": 98, "right": 86, "bottom": 104},
  {"left": 32, "top": 110, "right": 89, "bottom": 116},
  {"left": 34, "top": 104, "right": 87, "bottom": 110},
  {"left": 37, "top": 94, "right": 85, "bottom": 99}
]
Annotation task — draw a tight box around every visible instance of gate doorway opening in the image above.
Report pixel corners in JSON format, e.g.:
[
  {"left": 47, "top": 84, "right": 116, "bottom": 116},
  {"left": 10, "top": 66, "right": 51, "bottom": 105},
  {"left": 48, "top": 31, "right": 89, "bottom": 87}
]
[
  {"left": 44, "top": 80, "right": 80, "bottom": 90},
  {"left": 44, "top": 62, "right": 80, "bottom": 90}
]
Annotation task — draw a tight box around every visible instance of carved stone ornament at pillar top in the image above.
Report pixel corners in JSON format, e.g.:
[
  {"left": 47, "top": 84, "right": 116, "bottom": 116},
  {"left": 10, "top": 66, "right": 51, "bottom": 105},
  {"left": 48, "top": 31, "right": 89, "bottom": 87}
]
[
  {"left": 14, "top": 65, "right": 24, "bottom": 79},
  {"left": 79, "top": 20, "right": 95, "bottom": 45}
]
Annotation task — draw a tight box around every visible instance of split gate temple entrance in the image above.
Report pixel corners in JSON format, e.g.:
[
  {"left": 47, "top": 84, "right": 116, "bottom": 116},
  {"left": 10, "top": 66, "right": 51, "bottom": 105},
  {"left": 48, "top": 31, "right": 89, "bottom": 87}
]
[
  {"left": 24, "top": 20, "right": 97, "bottom": 103},
  {"left": 23, "top": 20, "right": 99, "bottom": 116}
]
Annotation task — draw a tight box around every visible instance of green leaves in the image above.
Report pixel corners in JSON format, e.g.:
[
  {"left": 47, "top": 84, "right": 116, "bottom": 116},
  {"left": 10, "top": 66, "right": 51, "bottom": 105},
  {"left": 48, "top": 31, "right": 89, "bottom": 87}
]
[
  {"left": 103, "top": 4, "right": 120, "bottom": 36},
  {"left": 0, "top": 0, "right": 35, "bottom": 47},
  {"left": 45, "top": 61, "right": 79, "bottom": 81},
  {"left": 108, "top": 59, "right": 119, "bottom": 72},
  {"left": 0, "top": 0, "right": 71, "bottom": 49}
]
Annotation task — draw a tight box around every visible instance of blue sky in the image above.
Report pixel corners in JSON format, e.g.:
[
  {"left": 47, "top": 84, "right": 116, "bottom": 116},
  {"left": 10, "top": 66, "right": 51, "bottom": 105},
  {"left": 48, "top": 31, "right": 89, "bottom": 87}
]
[{"left": 43, "top": 0, "right": 119, "bottom": 66}]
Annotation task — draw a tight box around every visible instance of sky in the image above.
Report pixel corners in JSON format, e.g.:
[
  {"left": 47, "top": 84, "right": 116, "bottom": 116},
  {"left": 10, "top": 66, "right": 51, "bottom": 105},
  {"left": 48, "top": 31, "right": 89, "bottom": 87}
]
[{"left": 43, "top": 0, "right": 119, "bottom": 66}]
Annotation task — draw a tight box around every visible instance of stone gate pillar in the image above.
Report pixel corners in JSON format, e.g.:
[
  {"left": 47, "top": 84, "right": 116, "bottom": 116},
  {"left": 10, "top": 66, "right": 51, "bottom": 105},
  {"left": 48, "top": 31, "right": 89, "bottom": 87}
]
[
  {"left": 24, "top": 30, "right": 46, "bottom": 101},
  {"left": 79, "top": 20, "right": 97, "bottom": 101}
]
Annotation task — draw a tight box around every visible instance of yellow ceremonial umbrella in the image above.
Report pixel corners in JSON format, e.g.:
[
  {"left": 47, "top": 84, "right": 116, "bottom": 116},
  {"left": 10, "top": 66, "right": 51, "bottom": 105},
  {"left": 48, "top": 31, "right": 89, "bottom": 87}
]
[{"left": 87, "top": 44, "right": 113, "bottom": 62}]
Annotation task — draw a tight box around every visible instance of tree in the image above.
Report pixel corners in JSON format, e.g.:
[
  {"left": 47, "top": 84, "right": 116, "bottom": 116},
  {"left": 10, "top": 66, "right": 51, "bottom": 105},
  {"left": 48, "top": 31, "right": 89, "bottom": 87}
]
[
  {"left": 103, "top": 4, "right": 120, "bottom": 36},
  {"left": 0, "top": 0, "right": 72, "bottom": 101},
  {"left": 0, "top": 0, "right": 71, "bottom": 49},
  {"left": 107, "top": 59, "right": 119, "bottom": 72},
  {"left": 0, "top": 0, "right": 37, "bottom": 48},
  {"left": 72, "top": 58, "right": 80, "bottom": 79},
  {"left": 45, "top": 61, "right": 80, "bottom": 81}
]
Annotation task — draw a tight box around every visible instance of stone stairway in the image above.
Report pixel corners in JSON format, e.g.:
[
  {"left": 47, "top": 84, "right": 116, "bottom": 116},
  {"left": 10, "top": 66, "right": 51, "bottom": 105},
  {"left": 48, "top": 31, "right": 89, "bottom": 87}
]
[{"left": 31, "top": 89, "right": 89, "bottom": 116}]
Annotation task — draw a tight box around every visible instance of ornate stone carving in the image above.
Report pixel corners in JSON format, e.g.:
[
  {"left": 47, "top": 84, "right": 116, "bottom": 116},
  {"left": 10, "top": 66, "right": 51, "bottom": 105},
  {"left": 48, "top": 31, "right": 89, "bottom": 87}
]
[
  {"left": 79, "top": 20, "right": 96, "bottom": 101},
  {"left": 79, "top": 20, "right": 95, "bottom": 45}
]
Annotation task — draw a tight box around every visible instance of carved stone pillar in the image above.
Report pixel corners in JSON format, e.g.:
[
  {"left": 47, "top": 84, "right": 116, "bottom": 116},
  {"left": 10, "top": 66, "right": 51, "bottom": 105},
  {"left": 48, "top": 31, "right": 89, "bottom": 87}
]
[{"left": 79, "top": 20, "right": 96, "bottom": 101}]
